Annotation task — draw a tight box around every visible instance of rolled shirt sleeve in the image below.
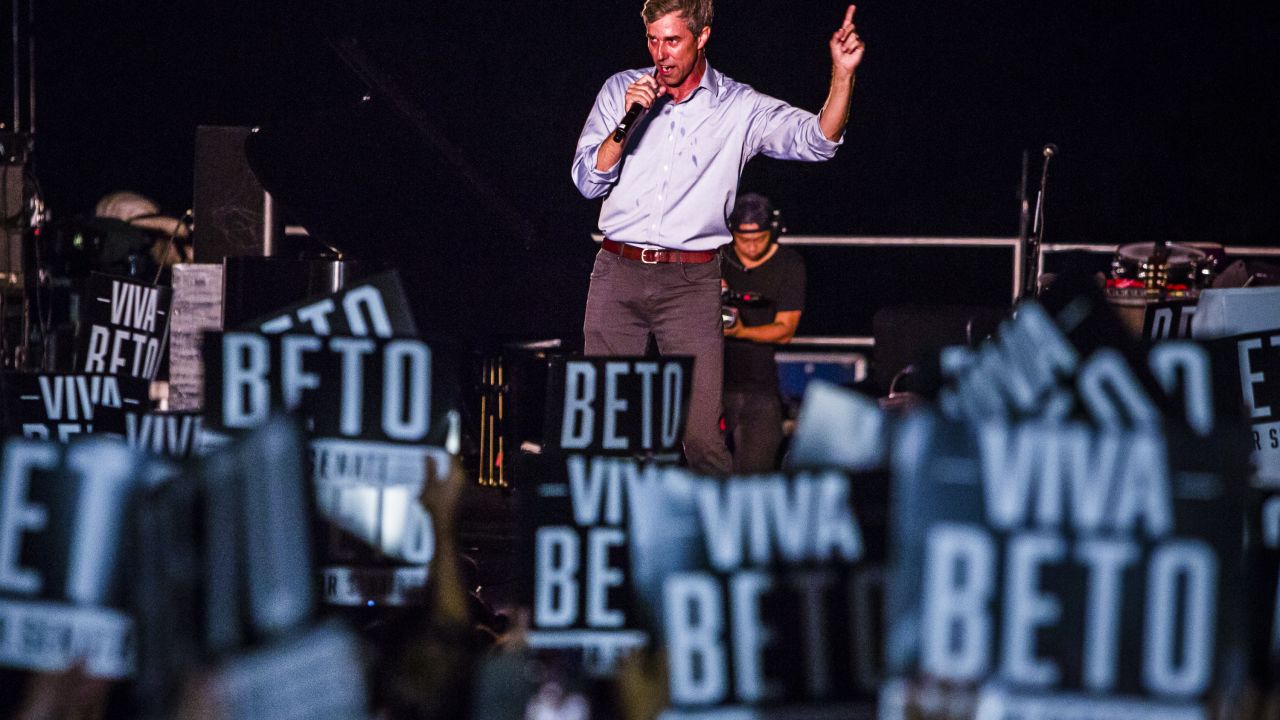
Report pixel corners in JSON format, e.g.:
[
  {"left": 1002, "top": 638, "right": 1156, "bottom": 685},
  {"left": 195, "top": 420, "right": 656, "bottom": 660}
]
[
  {"left": 748, "top": 93, "right": 842, "bottom": 162},
  {"left": 571, "top": 72, "right": 633, "bottom": 199}
]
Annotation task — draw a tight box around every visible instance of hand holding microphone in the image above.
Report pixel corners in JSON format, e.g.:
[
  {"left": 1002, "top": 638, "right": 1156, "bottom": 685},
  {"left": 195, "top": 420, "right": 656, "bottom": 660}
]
[{"left": 612, "top": 71, "right": 664, "bottom": 143}]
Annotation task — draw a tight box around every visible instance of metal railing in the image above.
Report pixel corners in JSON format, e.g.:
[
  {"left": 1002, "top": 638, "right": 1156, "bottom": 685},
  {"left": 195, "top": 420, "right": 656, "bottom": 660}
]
[{"left": 778, "top": 235, "right": 1021, "bottom": 348}]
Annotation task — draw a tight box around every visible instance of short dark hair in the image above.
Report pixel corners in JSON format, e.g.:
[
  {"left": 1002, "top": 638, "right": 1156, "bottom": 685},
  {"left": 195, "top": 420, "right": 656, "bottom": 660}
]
[{"left": 641, "top": 0, "right": 713, "bottom": 36}]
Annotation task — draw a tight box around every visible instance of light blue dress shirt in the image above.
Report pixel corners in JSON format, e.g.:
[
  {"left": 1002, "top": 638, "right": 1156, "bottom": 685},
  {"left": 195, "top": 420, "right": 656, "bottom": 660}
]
[{"left": 572, "top": 62, "right": 843, "bottom": 252}]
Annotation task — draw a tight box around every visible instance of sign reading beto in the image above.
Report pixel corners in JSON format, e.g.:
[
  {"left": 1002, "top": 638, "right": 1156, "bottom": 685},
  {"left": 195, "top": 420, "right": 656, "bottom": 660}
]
[
  {"left": 203, "top": 331, "right": 456, "bottom": 607},
  {"left": 629, "top": 468, "right": 880, "bottom": 718},
  {"left": 883, "top": 415, "right": 1247, "bottom": 719},
  {"left": 0, "top": 437, "right": 147, "bottom": 678},
  {"left": 77, "top": 272, "right": 173, "bottom": 381},
  {"left": 5, "top": 372, "right": 150, "bottom": 441},
  {"left": 245, "top": 270, "right": 417, "bottom": 338},
  {"left": 544, "top": 357, "right": 693, "bottom": 457}
]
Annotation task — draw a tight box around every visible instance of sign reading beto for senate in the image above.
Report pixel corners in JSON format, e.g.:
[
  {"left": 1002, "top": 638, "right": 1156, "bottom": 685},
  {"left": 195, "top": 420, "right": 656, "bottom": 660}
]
[
  {"left": 203, "top": 331, "right": 457, "bottom": 607},
  {"left": 628, "top": 468, "right": 880, "bottom": 719},
  {"left": 882, "top": 414, "right": 1248, "bottom": 720},
  {"left": 1208, "top": 329, "right": 1280, "bottom": 485},
  {"left": 77, "top": 272, "right": 173, "bottom": 381},
  {"left": 0, "top": 437, "right": 148, "bottom": 678},
  {"left": 521, "top": 357, "right": 692, "bottom": 674}
]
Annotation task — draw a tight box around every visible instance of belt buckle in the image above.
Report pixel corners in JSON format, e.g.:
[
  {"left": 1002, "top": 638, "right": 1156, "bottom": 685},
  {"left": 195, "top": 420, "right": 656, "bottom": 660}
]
[{"left": 640, "top": 248, "right": 661, "bottom": 264}]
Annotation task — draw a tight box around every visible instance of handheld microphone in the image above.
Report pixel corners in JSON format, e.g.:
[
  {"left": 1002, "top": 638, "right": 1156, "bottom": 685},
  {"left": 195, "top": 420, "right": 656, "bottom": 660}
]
[
  {"left": 612, "top": 102, "right": 645, "bottom": 143},
  {"left": 611, "top": 69, "right": 659, "bottom": 143}
]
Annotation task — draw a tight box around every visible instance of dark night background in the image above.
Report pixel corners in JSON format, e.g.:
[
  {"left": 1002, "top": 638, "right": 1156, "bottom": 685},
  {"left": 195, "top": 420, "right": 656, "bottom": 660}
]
[{"left": 17, "top": 0, "right": 1280, "bottom": 339}]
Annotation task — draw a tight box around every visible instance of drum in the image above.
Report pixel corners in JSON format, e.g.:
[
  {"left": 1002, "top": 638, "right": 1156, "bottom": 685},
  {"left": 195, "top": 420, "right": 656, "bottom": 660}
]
[{"left": 1104, "top": 242, "right": 1216, "bottom": 337}]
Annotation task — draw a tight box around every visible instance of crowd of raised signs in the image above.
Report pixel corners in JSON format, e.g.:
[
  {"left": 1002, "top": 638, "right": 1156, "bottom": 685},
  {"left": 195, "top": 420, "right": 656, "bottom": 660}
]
[{"left": 0, "top": 267, "right": 1279, "bottom": 720}]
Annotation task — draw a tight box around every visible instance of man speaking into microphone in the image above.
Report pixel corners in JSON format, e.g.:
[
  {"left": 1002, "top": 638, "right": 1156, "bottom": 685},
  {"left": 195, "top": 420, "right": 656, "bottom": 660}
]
[{"left": 571, "top": 0, "right": 865, "bottom": 475}]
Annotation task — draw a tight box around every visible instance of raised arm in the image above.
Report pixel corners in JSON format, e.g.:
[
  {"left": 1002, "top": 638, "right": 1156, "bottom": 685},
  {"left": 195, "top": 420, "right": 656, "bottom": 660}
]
[{"left": 818, "top": 4, "right": 866, "bottom": 141}]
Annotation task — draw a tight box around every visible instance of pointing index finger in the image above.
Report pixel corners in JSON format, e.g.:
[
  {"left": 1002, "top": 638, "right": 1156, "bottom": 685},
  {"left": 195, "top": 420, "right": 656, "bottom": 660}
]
[{"left": 843, "top": 5, "right": 857, "bottom": 27}]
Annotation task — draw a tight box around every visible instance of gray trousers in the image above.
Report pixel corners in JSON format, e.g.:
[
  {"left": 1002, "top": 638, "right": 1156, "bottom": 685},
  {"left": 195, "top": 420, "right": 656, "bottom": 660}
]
[{"left": 583, "top": 249, "right": 733, "bottom": 476}]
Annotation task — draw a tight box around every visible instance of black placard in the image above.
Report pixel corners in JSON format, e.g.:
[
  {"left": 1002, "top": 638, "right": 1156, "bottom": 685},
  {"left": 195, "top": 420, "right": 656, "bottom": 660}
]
[
  {"left": 77, "top": 272, "right": 173, "bottom": 381},
  {"left": 124, "top": 410, "right": 207, "bottom": 458},
  {"left": 883, "top": 415, "right": 1248, "bottom": 717},
  {"left": 1142, "top": 299, "right": 1198, "bottom": 342},
  {"left": 131, "top": 417, "right": 313, "bottom": 713},
  {"left": 1208, "top": 329, "right": 1280, "bottom": 484},
  {"left": 518, "top": 355, "right": 693, "bottom": 672},
  {"left": 542, "top": 356, "right": 693, "bottom": 457},
  {"left": 3, "top": 372, "right": 151, "bottom": 441},
  {"left": 1247, "top": 488, "right": 1280, "bottom": 698},
  {"left": 0, "top": 436, "right": 151, "bottom": 678},
  {"left": 244, "top": 270, "right": 417, "bottom": 338},
  {"left": 203, "top": 331, "right": 457, "bottom": 607},
  {"left": 628, "top": 468, "right": 882, "bottom": 718},
  {"left": 202, "top": 332, "right": 454, "bottom": 446},
  {"left": 519, "top": 452, "right": 649, "bottom": 673}
]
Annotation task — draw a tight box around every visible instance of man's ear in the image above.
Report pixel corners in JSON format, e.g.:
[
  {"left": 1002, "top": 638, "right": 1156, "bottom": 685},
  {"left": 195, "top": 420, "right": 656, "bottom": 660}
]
[{"left": 697, "top": 25, "right": 711, "bottom": 51}]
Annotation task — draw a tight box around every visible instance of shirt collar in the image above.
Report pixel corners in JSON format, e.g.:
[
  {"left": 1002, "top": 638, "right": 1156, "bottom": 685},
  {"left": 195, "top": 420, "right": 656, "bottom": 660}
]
[{"left": 694, "top": 60, "right": 723, "bottom": 107}]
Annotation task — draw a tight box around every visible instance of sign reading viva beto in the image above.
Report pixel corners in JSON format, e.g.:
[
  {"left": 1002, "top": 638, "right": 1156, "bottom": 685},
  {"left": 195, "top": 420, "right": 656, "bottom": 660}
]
[
  {"left": 883, "top": 414, "right": 1248, "bottom": 719},
  {"left": 5, "top": 372, "right": 151, "bottom": 442},
  {"left": 77, "top": 272, "right": 173, "bottom": 381},
  {"left": 628, "top": 468, "right": 879, "bottom": 718},
  {"left": 523, "top": 357, "right": 692, "bottom": 673},
  {"left": 0, "top": 437, "right": 150, "bottom": 678}
]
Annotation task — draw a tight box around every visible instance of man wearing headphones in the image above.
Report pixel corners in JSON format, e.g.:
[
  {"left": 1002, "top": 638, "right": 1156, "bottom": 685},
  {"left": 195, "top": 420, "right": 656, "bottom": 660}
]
[{"left": 720, "top": 193, "right": 805, "bottom": 473}]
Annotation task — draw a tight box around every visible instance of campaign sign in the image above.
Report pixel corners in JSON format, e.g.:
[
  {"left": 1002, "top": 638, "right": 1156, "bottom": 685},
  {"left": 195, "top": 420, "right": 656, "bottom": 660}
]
[
  {"left": 203, "top": 331, "right": 457, "bottom": 607},
  {"left": 520, "top": 451, "right": 651, "bottom": 674},
  {"left": 1248, "top": 489, "right": 1280, "bottom": 699},
  {"left": 1208, "top": 329, "right": 1280, "bottom": 485},
  {"left": 0, "top": 436, "right": 148, "bottom": 678},
  {"left": 77, "top": 272, "right": 173, "bottom": 381},
  {"left": 629, "top": 468, "right": 881, "bottom": 719},
  {"left": 1143, "top": 299, "right": 1197, "bottom": 342},
  {"left": 521, "top": 357, "right": 692, "bottom": 673},
  {"left": 130, "top": 418, "right": 313, "bottom": 715},
  {"left": 209, "top": 621, "right": 367, "bottom": 720},
  {"left": 244, "top": 270, "right": 418, "bottom": 338},
  {"left": 125, "top": 410, "right": 207, "bottom": 458},
  {"left": 4, "top": 372, "right": 151, "bottom": 441},
  {"left": 542, "top": 356, "right": 693, "bottom": 458},
  {"left": 938, "top": 303, "right": 1223, "bottom": 439},
  {"left": 882, "top": 414, "right": 1248, "bottom": 720}
]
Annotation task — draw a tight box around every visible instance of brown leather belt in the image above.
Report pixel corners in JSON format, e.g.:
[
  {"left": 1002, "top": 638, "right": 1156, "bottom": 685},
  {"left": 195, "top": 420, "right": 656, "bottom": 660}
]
[{"left": 601, "top": 238, "right": 716, "bottom": 264}]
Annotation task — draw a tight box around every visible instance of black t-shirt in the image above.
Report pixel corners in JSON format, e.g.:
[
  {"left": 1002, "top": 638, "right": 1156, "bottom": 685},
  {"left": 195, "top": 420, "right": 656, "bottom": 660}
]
[{"left": 722, "top": 244, "right": 805, "bottom": 392}]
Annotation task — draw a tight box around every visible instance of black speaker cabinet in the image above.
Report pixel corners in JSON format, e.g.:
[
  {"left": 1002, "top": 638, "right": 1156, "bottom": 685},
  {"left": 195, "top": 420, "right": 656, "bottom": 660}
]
[{"left": 193, "top": 126, "right": 282, "bottom": 263}]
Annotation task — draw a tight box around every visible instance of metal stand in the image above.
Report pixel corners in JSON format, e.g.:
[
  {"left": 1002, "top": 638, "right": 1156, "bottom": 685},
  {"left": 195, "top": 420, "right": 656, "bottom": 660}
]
[
  {"left": 1017, "top": 144, "right": 1057, "bottom": 300},
  {"left": 3, "top": 0, "right": 39, "bottom": 368}
]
